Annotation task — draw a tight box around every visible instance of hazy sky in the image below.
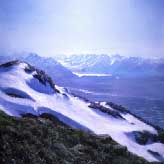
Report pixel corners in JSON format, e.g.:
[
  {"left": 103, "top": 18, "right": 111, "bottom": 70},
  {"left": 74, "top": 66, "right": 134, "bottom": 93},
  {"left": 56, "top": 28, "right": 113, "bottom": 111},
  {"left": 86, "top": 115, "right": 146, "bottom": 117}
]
[{"left": 0, "top": 0, "right": 164, "bottom": 57}]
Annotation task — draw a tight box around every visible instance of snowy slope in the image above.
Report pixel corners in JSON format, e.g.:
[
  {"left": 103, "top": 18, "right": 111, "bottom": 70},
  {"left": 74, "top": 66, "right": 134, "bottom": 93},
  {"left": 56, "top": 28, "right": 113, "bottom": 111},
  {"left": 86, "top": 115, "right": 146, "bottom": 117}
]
[
  {"left": 0, "top": 53, "right": 78, "bottom": 86},
  {"left": 0, "top": 61, "right": 164, "bottom": 162}
]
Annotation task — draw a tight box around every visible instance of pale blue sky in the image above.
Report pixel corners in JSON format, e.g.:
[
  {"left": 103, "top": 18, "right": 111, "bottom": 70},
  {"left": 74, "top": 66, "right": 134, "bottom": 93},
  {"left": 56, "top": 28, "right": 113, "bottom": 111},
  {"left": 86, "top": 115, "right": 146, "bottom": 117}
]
[{"left": 0, "top": 0, "right": 163, "bottom": 57}]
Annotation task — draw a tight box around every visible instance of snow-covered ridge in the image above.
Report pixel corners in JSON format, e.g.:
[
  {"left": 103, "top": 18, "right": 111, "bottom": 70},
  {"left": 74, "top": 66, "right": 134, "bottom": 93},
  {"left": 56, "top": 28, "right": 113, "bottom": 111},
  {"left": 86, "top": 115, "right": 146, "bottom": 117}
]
[
  {"left": 0, "top": 61, "right": 164, "bottom": 162},
  {"left": 0, "top": 53, "right": 77, "bottom": 87}
]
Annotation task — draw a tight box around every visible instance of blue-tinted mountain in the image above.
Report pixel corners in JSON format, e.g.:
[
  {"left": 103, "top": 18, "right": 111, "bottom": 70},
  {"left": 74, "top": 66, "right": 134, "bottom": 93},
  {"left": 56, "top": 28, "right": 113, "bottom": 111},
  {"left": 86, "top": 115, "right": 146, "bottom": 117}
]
[{"left": 56, "top": 54, "right": 164, "bottom": 77}]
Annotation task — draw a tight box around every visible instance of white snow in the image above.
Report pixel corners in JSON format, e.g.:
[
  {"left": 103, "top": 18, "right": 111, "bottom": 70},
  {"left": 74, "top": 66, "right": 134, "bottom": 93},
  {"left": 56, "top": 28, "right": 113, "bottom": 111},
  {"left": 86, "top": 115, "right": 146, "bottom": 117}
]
[
  {"left": 73, "top": 72, "right": 112, "bottom": 77},
  {"left": 0, "top": 62, "right": 164, "bottom": 162},
  {"left": 100, "top": 102, "right": 115, "bottom": 111}
]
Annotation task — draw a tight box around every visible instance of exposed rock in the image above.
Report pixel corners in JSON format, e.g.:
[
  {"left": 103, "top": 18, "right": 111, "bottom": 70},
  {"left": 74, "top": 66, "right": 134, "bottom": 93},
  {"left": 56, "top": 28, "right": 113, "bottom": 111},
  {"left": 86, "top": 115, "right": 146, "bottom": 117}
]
[
  {"left": 89, "top": 102, "right": 124, "bottom": 119},
  {"left": 133, "top": 131, "right": 157, "bottom": 145}
]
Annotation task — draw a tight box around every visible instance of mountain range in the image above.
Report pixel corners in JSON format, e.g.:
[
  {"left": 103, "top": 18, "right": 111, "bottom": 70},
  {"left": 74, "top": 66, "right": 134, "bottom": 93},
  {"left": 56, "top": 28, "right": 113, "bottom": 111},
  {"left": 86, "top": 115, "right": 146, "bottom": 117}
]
[{"left": 56, "top": 54, "right": 164, "bottom": 77}]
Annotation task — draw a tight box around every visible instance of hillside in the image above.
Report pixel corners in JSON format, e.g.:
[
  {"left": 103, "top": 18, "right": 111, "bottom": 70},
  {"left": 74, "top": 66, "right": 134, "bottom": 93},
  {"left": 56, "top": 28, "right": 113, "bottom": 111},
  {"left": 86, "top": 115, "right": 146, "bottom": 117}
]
[
  {"left": 0, "top": 110, "right": 162, "bottom": 164},
  {"left": 0, "top": 60, "right": 164, "bottom": 162}
]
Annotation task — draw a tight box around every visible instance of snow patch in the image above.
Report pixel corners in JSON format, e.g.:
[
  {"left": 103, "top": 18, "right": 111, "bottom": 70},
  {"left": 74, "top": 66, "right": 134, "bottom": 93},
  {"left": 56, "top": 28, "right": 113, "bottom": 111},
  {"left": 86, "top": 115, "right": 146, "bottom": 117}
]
[{"left": 73, "top": 72, "right": 112, "bottom": 77}]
